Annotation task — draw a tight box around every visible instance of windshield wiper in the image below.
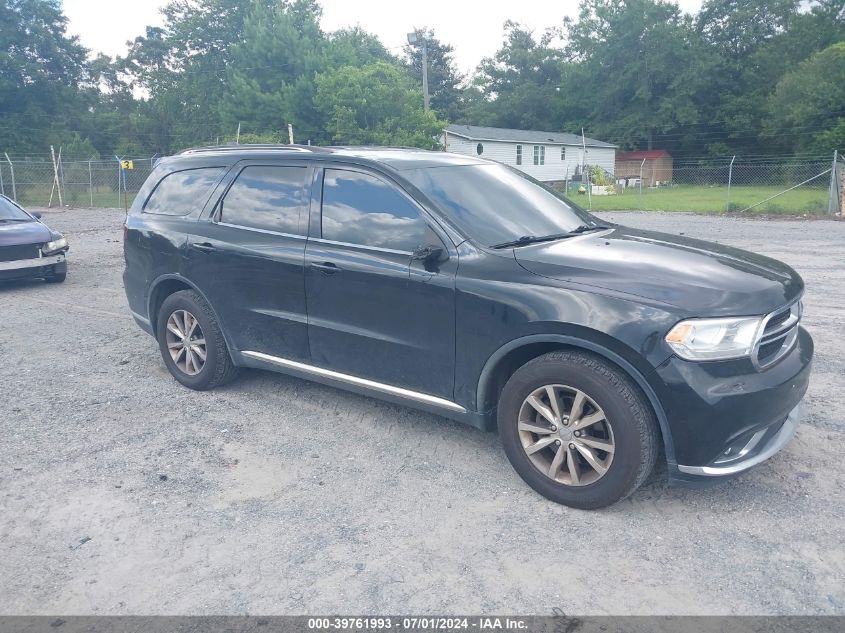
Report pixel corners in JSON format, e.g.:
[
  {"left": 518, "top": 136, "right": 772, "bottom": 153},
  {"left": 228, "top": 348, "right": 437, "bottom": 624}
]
[
  {"left": 490, "top": 225, "right": 611, "bottom": 249},
  {"left": 569, "top": 224, "right": 611, "bottom": 234}
]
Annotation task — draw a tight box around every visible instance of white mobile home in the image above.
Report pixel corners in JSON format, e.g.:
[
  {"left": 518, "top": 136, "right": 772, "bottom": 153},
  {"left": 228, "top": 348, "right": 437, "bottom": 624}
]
[{"left": 442, "top": 124, "right": 616, "bottom": 183}]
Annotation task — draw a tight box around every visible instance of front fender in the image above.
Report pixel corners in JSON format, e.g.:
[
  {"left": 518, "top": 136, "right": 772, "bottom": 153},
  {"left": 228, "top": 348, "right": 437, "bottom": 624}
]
[{"left": 476, "top": 333, "right": 677, "bottom": 466}]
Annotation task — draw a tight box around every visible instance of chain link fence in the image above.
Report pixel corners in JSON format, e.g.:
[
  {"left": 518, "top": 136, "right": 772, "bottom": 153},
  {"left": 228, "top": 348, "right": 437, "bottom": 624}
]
[
  {"left": 1, "top": 151, "right": 843, "bottom": 216},
  {"left": 577, "top": 153, "right": 843, "bottom": 215},
  {"left": 0, "top": 156, "right": 156, "bottom": 209}
]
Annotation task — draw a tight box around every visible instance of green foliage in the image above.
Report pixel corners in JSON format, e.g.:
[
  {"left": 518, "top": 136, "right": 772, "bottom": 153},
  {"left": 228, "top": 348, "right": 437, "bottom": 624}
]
[
  {"left": 563, "top": 0, "right": 696, "bottom": 150},
  {"left": 470, "top": 22, "right": 568, "bottom": 131},
  {"left": 404, "top": 28, "right": 466, "bottom": 121},
  {"left": 219, "top": 0, "right": 327, "bottom": 142},
  {"left": 314, "top": 62, "right": 446, "bottom": 148},
  {"left": 61, "top": 133, "right": 100, "bottom": 160},
  {"left": 2, "top": 0, "right": 844, "bottom": 159},
  {"left": 588, "top": 165, "right": 614, "bottom": 186},
  {"left": 768, "top": 42, "right": 845, "bottom": 153},
  {"left": 0, "top": 0, "right": 91, "bottom": 152}
]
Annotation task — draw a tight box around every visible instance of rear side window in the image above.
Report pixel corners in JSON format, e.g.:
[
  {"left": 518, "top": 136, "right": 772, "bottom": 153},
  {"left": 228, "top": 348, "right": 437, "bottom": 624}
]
[
  {"left": 220, "top": 166, "right": 309, "bottom": 235},
  {"left": 144, "top": 167, "right": 224, "bottom": 216},
  {"left": 321, "top": 169, "right": 426, "bottom": 252}
]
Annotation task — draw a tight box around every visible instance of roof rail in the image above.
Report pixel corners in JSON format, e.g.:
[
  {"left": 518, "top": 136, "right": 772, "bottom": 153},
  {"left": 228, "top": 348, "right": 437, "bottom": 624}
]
[{"left": 178, "top": 144, "right": 315, "bottom": 155}]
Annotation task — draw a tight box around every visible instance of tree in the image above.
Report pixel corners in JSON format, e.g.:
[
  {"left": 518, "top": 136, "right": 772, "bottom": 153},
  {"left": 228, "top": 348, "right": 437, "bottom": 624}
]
[
  {"left": 403, "top": 29, "right": 465, "bottom": 121},
  {"left": 218, "top": 0, "right": 327, "bottom": 143},
  {"left": 327, "top": 26, "right": 396, "bottom": 68},
  {"left": 0, "top": 0, "right": 91, "bottom": 153},
  {"left": 563, "top": 0, "right": 696, "bottom": 150},
  {"left": 472, "top": 22, "right": 568, "bottom": 131},
  {"left": 314, "top": 61, "right": 446, "bottom": 148},
  {"left": 688, "top": 0, "right": 799, "bottom": 154},
  {"left": 767, "top": 43, "right": 845, "bottom": 154},
  {"left": 122, "top": 0, "right": 280, "bottom": 152}
]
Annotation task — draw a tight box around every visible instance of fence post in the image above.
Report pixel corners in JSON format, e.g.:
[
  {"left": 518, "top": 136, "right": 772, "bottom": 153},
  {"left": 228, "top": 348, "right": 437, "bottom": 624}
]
[
  {"left": 829, "top": 150, "right": 839, "bottom": 216},
  {"left": 88, "top": 160, "right": 94, "bottom": 207},
  {"left": 115, "top": 156, "right": 122, "bottom": 208},
  {"left": 725, "top": 155, "right": 736, "bottom": 213},
  {"left": 4, "top": 152, "right": 16, "bottom": 201},
  {"left": 639, "top": 158, "right": 646, "bottom": 210}
]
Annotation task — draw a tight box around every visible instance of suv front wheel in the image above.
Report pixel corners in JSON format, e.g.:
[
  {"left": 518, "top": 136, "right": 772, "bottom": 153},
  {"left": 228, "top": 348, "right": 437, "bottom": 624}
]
[
  {"left": 156, "top": 290, "right": 239, "bottom": 390},
  {"left": 498, "top": 350, "right": 659, "bottom": 509}
]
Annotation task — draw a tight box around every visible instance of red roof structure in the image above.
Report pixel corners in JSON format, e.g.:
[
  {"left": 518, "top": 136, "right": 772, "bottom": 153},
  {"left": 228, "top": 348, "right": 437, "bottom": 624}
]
[{"left": 616, "top": 150, "right": 672, "bottom": 161}]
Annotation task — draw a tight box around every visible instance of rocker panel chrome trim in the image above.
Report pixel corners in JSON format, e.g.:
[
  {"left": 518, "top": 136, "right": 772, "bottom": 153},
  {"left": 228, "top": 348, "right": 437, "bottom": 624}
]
[{"left": 242, "top": 350, "right": 466, "bottom": 413}]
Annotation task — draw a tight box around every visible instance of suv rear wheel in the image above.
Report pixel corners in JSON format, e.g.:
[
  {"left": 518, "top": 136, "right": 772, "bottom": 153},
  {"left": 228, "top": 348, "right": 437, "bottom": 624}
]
[
  {"left": 498, "top": 350, "right": 658, "bottom": 509},
  {"left": 156, "top": 290, "right": 239, "bottom": 390}
]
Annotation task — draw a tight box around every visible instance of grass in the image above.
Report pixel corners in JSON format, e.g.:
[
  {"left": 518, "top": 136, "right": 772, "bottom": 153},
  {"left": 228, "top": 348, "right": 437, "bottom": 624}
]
[
  {"left": 12, "top": 186, "right": 138, "bottom": 209},
  {"left": 8, "top": 183, "right": 832, "bottom": 216},
  {"left": 572, "top": 185, "right": 830, "bottom": 214}
]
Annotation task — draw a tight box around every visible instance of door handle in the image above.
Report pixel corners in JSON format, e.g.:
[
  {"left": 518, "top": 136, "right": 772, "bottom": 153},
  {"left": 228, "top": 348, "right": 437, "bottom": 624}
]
[
  {"left": 311, "top": 262, "right": 341, "bottom": 275},
  {"left": 191, "top": 242, "right": 216, "bottom": 252}
]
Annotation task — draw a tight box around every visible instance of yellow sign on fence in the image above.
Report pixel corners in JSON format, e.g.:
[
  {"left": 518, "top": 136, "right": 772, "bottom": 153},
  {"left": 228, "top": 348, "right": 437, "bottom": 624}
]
[{"left": 120, "top": 160, "right": 134, "bottom": 170}]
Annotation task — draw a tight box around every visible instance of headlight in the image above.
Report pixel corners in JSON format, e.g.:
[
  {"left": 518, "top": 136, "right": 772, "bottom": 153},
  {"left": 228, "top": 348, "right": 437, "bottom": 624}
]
[
  {"left": 665, "top": 316, "right": 763, "bottom": 361},
  {"left": 42, "top": 237, "right": 68, "bottom": 255}
]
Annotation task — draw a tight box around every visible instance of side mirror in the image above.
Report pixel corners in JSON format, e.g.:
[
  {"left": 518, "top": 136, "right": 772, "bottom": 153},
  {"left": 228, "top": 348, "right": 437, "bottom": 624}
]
[
  {"left": 32, "top": 212, "right": 42, "bottom": 219},
  {"left": 412, "top": 244, "right": 445, "bottom": 262}
]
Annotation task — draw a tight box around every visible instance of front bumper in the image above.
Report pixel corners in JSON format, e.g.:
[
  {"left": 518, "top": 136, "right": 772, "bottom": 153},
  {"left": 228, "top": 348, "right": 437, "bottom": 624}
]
[
  {"left": 676, "top": 401, "right": 802, "bottom": 477},
  {"left": 657, "top": 326, "right": 812, "bottom": 483},
  {"left": 0, "top": 253, "right": 66, "bottom": 280}
]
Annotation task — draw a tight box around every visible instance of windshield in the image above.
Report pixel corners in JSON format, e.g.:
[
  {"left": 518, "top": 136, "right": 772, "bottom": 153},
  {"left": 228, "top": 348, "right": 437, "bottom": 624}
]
[
  {"left": 404, "top": 163, "right": 600, "bottom": 247},
  {"left": 0, "top": 197, "right": 32, "bottom": 221}
]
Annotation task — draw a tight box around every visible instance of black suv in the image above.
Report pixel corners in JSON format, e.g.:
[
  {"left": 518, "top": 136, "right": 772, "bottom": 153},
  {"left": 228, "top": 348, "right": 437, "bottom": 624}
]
[{"left": 124, "top": 145, "right": 812, "bottom": 509}]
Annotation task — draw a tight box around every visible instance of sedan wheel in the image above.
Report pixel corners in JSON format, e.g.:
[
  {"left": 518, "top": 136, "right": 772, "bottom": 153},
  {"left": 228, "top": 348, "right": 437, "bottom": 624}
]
[{"left": 518, "top": 385, "right": 615, "bottom": 486}]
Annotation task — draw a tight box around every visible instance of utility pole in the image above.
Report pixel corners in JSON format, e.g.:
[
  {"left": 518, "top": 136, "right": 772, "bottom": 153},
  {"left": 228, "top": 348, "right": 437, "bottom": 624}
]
[
  {"left": 236, "top": 122, "right": 241, "bottom": 144},
  {"left": 288, "top": 123, "right": 294, "bottom": 145},
  {"left": 407, "top": 31, "right": 430, "bottom": 112}
]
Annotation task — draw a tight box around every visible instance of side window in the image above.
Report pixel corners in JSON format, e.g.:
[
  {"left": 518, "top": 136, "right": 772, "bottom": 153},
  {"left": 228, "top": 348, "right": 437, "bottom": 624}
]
[
  {"left": 144, "top": 167, "right": 224, "bottom": 216},
  {"left": 220, "top": 165, "right": 309, "bottom": 235},
  {"left": 321, "top": 169, "right": 427, "bottom": 252}
]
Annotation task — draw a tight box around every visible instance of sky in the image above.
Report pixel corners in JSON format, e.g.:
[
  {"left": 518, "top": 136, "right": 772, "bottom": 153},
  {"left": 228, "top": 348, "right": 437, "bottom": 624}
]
[{"left": 63, "top": 0, "right": 704, "bottom": 75}]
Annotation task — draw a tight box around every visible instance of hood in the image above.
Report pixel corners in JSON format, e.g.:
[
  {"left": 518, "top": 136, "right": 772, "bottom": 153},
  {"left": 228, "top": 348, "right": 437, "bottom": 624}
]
[
  {"left": 0, "top": 220, "right": 53, "bottom": 247},
  {"left": 513, "top": 225, "right": 803, "bottom": 316}
]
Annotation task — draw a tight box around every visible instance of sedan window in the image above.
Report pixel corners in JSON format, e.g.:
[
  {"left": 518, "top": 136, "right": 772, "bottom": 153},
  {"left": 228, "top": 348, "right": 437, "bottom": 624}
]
[{"left": 0, "top": 196, "right": 32, "bottom": 221}]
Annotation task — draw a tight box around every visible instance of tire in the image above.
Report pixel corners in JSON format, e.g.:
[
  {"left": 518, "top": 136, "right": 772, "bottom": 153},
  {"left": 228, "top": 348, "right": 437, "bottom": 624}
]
[
  {"left": 44, "top": 271, "right": 66, "bottom": 283},
  {"left": 498, "top": 350, "right": 659, "bottom": 510},
  {"left": 156, "top": 289, "right": 239, "bottom": 390}
]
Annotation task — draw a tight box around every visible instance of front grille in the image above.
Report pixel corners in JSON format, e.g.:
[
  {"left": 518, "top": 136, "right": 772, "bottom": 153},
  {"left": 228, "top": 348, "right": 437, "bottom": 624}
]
[
  {"left": 753, "top": 300, "right": 802, "bottom": 368},
  {"left": 0, "top": 244, "right": 40, "bottom": 262}
]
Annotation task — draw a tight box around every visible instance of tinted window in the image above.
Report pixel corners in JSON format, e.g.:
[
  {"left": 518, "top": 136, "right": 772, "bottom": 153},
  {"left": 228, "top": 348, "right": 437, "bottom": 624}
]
[
  {"left": 220, "top": 166, "right": 308, "bottom": 234},
  {"left": 321, "top": 169, "right": 426, "bottom": 252},
  {"left": 144, "top": 167, "right": 224, "bottom": 216},
  {"left": 404, "top": 164, "right": 596, "bottom": 247},
  {"left": 0, "top": 196, "right": 31, "bottom": 221}
]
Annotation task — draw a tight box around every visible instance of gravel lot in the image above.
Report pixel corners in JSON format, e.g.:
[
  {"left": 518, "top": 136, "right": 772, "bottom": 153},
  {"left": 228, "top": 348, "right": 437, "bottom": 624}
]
[{"left": 1, "top": 208, "right": 843, "bottom": 615}]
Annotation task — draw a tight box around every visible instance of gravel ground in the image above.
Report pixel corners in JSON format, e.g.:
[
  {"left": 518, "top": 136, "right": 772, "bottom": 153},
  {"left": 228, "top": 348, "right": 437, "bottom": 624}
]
[{"left": 1, "top": 208, "right": 843, "bottom": 615}]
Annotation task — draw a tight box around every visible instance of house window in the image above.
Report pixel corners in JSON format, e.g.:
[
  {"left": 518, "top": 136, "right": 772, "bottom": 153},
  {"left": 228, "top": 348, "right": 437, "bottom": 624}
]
[
  {"left": 533, "top": 145, "right": 545, "bottom": 166},
  {"left": 516, "top": 145, "right": 522, "bottom": 165},
  {"left": 476, "top": 143, "right": 484, "bottom": 155},
  {"left": 561, "top": 147, "right": 566, "bottom": 161}
]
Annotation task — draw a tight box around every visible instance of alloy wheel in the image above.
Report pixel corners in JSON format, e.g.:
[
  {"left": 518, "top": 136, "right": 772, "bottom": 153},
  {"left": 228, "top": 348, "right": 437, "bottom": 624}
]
[
  {"left": 165, "top": 309, "right": 207, "bottom": 376},
  {"left": 517, "top": 384, "right": 615, "bottom": 486}
]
